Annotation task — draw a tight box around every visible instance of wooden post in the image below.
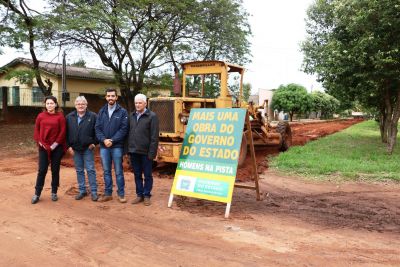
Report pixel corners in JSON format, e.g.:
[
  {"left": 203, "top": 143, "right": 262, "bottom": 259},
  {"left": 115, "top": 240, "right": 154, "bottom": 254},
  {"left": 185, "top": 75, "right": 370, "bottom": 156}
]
[
  {"left": 234, "top": 111, "right": 261, "bottom": 200},
  {"left": 225, "top": 202, "right": 231, "bottom": 218},
  {"left": 246, "top": 113, "right": 261, "bottom": 200},
  {"left": 167, "top": 193, "right": 174, "bottom": 208}
]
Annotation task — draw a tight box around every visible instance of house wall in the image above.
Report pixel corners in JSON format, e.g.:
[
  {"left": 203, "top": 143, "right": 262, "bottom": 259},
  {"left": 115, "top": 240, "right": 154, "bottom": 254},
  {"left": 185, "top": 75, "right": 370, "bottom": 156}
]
[
  {"left": 258, "top": 88, "right": 287, "bottom": 121},
  {"left": 1, "top": 61, "right": 172, "bottom": 121},
  {"left": 258, "top": 88, "right": 278, "bottom": 120},
  {"left": 0, "top": 63, "right": 115, "bottom": 108},
  {"left": 55, "top": 77, "right": 115, "bottom": 108}
]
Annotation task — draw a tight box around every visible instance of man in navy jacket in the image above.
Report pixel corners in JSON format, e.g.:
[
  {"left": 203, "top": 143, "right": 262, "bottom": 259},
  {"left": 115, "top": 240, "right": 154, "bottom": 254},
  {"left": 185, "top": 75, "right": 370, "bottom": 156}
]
[
  {"left": 128, "top": 93, "right": 159, "bottom": 206},
  {"left": 66, "top": 96, "right": 98, "bottom": 201},
  {"left": 95, "top": 88, "right": 128, "bottom": 203}
]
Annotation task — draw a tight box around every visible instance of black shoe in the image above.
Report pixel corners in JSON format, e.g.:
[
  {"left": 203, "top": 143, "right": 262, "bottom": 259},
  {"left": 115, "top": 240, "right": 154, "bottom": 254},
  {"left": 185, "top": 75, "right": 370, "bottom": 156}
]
[
  {"left": 75, "top": 192, "right": 87, "bottom": 200},
  {"left": 51, "top": 193, "right": 58, "bottom": 202},
  {"left": 91, "top": 194, "right": 98, "bottom": 202},
  {"left": 31, "top": 195, "right": 40, "bottom": 204}
]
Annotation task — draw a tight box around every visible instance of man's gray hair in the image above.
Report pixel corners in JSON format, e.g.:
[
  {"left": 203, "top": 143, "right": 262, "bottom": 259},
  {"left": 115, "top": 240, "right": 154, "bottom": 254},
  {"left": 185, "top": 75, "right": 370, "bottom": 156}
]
[
  {"left": 75, "top": 95, "right": 88, "bottom": 104},
  {"left": 135, "top": 93, "right": 147, "bottom": 102}
]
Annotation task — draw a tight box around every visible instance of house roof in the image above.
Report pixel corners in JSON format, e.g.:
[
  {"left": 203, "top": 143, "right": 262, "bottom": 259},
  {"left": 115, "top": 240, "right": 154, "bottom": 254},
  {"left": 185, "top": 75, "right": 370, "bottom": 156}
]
[{"left": 1, "top": 57, "right": 115, "bottom": 82}]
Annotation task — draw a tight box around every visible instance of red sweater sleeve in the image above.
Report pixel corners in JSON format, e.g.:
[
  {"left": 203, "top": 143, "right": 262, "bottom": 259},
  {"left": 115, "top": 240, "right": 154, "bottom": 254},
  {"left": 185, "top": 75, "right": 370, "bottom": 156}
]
[{"left": 56, "top": 114, "right": 66, "bottom": 145}]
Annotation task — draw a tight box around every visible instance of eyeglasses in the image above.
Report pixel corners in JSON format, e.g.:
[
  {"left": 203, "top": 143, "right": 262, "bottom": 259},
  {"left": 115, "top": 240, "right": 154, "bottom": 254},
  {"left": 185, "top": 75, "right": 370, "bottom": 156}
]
[{"left": 76, "top": 103, "right": 87, "bottom": 106}]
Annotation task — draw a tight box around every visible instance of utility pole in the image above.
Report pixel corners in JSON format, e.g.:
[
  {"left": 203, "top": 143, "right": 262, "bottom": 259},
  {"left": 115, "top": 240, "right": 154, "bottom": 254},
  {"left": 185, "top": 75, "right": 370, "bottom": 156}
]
[{"left": 61, "top": 51, "right": 69, "bottom": 108}]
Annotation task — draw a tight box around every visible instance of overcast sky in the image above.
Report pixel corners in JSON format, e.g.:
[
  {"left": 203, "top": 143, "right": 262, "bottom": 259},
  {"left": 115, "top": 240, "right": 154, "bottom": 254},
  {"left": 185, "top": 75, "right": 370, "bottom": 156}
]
[
  {"left": 243, "top": 0, "right": 320, "bottom": 93},
  {"left": 0, "top": 0, "right": 320, "bottom": 94}
]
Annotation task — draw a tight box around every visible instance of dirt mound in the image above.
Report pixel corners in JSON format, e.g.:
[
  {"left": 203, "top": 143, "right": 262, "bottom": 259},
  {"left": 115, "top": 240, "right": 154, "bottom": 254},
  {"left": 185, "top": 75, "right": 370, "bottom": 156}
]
[{"left": 291, "top": 118, "right": 362, "bottom": 145}]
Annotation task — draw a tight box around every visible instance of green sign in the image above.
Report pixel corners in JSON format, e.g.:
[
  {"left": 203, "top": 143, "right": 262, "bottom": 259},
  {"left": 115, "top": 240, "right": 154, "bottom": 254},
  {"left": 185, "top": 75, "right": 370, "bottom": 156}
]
[{"left": 171, "top": 108, "right": 246, "bottom": 203}]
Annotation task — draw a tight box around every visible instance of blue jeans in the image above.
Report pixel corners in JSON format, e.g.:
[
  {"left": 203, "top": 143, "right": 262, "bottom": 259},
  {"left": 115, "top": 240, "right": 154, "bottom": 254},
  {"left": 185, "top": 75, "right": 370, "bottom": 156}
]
[
  {"left": 100, "top": 147, "right": 125, "bottom": 197},
  {"left": 73, "top": 148, "right": 97, "bottom": 195},
  {"left": 130, "top": 153, "right": 153, "bottom": 198}
]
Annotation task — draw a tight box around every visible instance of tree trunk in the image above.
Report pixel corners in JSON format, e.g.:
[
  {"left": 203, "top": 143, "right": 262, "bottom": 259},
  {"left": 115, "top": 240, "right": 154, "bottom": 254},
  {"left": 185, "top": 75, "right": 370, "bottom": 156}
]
[
  {"left": 387, "top": 121, "right": 398, "bottom": 154},
  {"left": 289, "top": 112, "right": 294, "bottom": 122},
  {"left": 382, "top": 88, "right": 393, "bottom": 143},
  {"left": 379, "top": 109, "right": 385, "bottom": 141},
  {"left": 119, "top": 83, "right": 133, "bottom": 113},
  {"left": 27, "top": 18, "right": 52, "bottom": 96},
  {"left": 386, "top": 88, "right": 400, "bottom": 154}
]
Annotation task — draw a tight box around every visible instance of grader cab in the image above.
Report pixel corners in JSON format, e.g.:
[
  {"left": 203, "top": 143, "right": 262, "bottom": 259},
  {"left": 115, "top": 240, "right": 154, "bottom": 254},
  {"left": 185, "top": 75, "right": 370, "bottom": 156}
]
[{"left": 148, "top": 60, "right": 292, "bottom": 165}]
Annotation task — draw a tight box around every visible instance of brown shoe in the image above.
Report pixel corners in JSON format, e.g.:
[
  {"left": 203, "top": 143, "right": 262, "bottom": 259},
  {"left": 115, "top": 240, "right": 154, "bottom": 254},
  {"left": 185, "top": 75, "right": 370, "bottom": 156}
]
[
  {"left": 144, "top": 197, "right": 151, "bottom": 206},
  {"left": 131, "top": 196, "right": 144, "bottom": 205},
  {"left": 98, "top": 195, "right": 113, "bottom": 202},
  {"left": 118, "top": 196, "right": 127, "bottom": 203}
]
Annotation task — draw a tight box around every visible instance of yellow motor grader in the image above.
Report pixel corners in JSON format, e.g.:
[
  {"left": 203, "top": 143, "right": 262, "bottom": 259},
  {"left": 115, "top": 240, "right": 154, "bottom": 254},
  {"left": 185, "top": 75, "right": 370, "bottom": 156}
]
[{"left": 148, "top": 60, "right": 292, "bottom": 165}]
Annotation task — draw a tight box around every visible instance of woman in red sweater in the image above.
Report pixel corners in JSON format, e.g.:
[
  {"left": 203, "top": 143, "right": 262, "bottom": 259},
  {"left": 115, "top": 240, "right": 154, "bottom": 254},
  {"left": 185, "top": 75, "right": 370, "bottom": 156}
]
[{"left": 32, "top": 96, "right": 66, "bottom": 204}]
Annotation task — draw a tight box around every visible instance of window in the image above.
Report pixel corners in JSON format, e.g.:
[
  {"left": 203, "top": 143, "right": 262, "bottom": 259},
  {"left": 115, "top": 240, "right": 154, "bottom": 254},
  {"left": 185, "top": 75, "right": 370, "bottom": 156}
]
[
  {"left": 32, "top": 87, "right": 44, "bottom": 103},
  {"left": 11, "top": 86, "right": 20, "bottom": 106}
]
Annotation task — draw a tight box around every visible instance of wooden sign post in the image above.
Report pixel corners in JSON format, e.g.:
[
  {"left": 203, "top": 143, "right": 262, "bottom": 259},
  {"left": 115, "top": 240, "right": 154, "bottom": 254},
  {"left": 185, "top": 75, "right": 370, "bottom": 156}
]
[{"left": 234, "top": 113, "right": 261, "bottom": 201}]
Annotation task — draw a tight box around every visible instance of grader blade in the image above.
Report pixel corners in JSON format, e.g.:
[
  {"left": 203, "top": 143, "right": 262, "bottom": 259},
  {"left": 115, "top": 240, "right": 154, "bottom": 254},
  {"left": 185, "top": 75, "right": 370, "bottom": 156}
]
[{"left": 251, "top": 131, "right": 282, "bottom": 147}]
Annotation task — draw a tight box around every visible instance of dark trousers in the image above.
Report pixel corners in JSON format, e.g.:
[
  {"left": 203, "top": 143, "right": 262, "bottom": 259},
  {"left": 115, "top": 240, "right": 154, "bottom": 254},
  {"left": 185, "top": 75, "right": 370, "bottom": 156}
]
[
  {"left": 130, "top": 153, "right": 153, "bottom": 198},
  {"left": 35, "top": 145, "right": 64, "bottom": 196}
]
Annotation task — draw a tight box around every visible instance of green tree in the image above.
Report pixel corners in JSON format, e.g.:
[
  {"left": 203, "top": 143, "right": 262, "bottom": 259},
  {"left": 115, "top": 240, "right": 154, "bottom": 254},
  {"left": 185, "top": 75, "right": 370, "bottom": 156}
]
[
  {"left": 271, "top": 83, "right": 312, "bottom": 122},
  {"left": 302, "top": 0, "right": 400, "bottom": 154},
  {"left": 48, "top": 0, "right": 251, "bottom": 111},
  {"left": 180, "top": 0, "right": 251, "bottom": 65},
  {"left": 0, "top": 0, "right": 53, "bottom": 95},
  {"left": 242, "top": 82, "right": 251, "bottom": 102},
  {"left": 142, "top": 72, "right": 174, "bottom": 96},
  {"left": 4, "top": 69, "right": 35, "bottom": 85},
  {"left": 310, "top": 91, "right": 340, "bottom": 119},
  {"left": 70, "top": 59, "right": 86, "bottom": 68}
]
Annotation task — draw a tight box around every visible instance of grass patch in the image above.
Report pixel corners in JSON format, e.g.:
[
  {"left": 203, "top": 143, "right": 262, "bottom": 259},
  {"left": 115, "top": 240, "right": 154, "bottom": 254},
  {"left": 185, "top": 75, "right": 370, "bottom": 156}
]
[{"left": 269, "top": 120, "right": 400, "bottom": 181}]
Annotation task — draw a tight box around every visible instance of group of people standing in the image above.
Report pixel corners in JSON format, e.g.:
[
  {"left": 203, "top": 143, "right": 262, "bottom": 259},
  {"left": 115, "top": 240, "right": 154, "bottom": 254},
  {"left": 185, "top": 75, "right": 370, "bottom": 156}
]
[{"left": 31, "top": 88, "right": 159, "bottom": 207}]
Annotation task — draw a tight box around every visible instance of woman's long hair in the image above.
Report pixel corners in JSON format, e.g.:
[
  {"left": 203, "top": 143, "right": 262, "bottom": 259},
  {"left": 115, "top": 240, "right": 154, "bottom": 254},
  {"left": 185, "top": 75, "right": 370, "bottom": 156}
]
[{"left": 42, "top": 95, "right": 63, "bottom": 113}]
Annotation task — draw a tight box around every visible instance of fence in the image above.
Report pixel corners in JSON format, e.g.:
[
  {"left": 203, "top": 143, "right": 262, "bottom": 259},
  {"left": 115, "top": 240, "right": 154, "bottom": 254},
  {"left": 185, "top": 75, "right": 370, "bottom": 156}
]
[{"left": 0, "top": 87, "right": 81, "bottom": 108}]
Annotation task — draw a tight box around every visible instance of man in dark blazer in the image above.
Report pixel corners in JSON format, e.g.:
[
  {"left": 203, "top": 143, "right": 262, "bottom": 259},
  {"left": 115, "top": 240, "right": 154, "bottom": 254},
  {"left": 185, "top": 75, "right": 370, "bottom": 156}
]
[
  {"left": 66, "top": 96, "right": 98, "bottom": 201},
  {"left": 128, "top": 93, "right": 159, "bottom": 206}
]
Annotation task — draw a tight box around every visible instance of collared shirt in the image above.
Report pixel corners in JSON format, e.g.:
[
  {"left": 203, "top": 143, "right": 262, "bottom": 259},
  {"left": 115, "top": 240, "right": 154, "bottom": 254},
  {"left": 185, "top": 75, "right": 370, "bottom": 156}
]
[
  {"left": 136, "top": 108, "right": 147, "bottom": 121},
  {"left": 108, "top": 104, "right": 116, "bottom": 119},
  {"left": 77, "top": 111, "right": 86, "bottom": 125}
]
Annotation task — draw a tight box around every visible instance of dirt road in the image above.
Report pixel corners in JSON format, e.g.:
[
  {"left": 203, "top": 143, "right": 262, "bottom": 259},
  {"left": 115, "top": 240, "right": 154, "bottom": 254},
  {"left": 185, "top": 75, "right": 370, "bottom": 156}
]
[{"left": 1, "top": 120, "right": 399, "bottom": 266}]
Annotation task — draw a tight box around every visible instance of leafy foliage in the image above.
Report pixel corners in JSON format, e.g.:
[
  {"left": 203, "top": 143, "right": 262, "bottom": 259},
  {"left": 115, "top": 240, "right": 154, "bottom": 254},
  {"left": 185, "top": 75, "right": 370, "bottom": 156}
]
[
  {"left": 0, "top": 0, "right": 53, "bottom": 95},
  {"left": 45, "top": 0, "right": 251, "bottom": 111},
  {"left": 70, "top": 59, "right": 86, "bottom": 68},
  {"left": 310, "top": 91, "right": 340, "bottom": 119},
  {"left": 179, "top": 0, "right": 251, "bottom": 65},
  {"left": 242, "top": 82, "right": 251, "bottom": 102},
  {"left": 271, "top": 83, "right": 313, "bottom": 121},
  {"left": 142, "top": 73, "right": 174, "bottom": 96},
  {"left": 1, "top": 1, "right": 251, "bottom": 111},
  {"left": 4, "top": 69, "right": 35, "bottom": 85},
  {"left": 301, "top": 0, "right": 400, "bottom": 153}
]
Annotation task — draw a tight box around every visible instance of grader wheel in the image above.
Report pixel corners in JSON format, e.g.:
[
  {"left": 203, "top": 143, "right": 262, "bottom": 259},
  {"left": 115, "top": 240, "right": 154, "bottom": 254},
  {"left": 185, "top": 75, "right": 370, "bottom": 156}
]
[{"left": 276, "top": 121, "right": 292, "bottom": 151}]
